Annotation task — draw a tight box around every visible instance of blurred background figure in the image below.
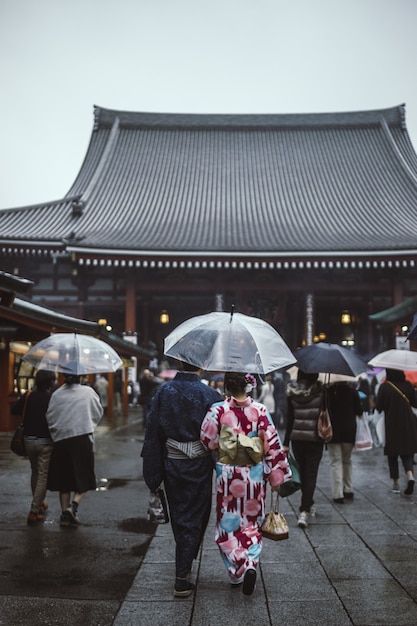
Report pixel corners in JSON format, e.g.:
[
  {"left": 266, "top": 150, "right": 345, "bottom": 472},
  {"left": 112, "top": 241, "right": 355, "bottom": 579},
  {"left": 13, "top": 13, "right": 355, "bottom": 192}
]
[
  {"left": 326, "top": 380, "right": 363, "bottom": 503},
  {"left": 94, "top": 374, "right": 108, "bottom": 416},
  {"left": 258, "top": 374, "right": 276, "bottom": 425}
]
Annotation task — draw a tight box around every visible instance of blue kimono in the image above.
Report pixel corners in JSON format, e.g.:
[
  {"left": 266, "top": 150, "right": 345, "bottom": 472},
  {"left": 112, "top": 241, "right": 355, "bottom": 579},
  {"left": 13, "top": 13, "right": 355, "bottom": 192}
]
[{"left": 142, "top": 372, "right": 220, "bottom": 578}]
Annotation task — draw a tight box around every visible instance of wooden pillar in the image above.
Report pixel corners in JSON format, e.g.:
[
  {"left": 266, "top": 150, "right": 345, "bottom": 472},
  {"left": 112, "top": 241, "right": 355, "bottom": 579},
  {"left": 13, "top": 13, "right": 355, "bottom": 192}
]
[
  {"left": 107, "top": 372, "right": 114, "bottom": 419},
  {"left": 0, "top": 343, "right": 12, "bottom": 431},
  {"left": 393, "top": 282, "right": 404, "bottom": 339},
  {"left": 125, "top": 280, "right": 136, "bottom": 333}
]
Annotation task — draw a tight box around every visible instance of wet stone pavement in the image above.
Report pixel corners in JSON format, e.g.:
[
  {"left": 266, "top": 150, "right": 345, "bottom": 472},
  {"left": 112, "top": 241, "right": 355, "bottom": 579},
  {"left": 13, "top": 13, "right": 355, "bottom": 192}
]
[{"left": 2, "top": 412, "right": 417, "bottom": 625}]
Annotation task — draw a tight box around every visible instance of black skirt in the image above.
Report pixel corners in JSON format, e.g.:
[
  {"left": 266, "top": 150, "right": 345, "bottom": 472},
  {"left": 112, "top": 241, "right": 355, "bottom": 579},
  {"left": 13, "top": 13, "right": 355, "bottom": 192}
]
[{"left": 47, "top": 434, "right": 96, "bottom": 493}]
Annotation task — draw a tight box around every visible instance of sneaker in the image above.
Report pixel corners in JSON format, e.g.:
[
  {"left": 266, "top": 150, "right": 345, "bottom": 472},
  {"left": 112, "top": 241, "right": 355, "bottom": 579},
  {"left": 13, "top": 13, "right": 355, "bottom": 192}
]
[
  {"left": 405, "top": 478, "right": 415, "bottom": 495},
  {"left": 27, "top": 512, "right": 43, "bottom": 526},
  {"left": 343, "top": 492, "right": 354, "bottom": 500},
  {"left": 297, "top": 511, "right": 308, "bottom": 528},
  {"left": 60, "top": 508, "right": 78, "bottom": 527},
  {"left": 391, "top": 483, "right": 401, "bottom": 494},
  {"left": 174, "top": 578, "right": 195, "bottom": 597},
  {"left": 333, "top": 497, "right": 344, "bottom": 504},
  {"left": 309, "top": 505, "right": 317, "bottom": 517},
  {"left": 242, "top": 568, "right": 257, "bottom": 596}
]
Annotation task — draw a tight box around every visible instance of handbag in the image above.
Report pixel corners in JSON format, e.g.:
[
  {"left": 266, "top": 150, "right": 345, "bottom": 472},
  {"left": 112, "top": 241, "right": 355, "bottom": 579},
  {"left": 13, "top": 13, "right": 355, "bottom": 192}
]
[
  {"left": 355, "top": 416, "right": 373, "bottom": 451},
  {"left": 147, "top": 485, "right": 170, "bottom": 524},
  {"left": 10, "top": 390, "right": 32, "bottom": 457},
  {"left": 279, "top": 452, "right": 301, "bottom": 497},
  {"left": 317, "top": 390, "right": 333, "bottom": 443},
  {"left": 261, "top": 491, "right": 289, "bottom": 541},
  {"left": 10, "top": 424, "right": 26, "bottom": 457}
]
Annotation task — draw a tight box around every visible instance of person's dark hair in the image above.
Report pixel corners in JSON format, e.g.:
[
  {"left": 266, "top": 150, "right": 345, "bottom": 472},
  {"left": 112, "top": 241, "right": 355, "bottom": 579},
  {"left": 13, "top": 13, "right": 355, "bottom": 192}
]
[
  {"left": 224, "top": 372, "right": 247, "bottom": 396},
  {"left": 35, "top": 370, "right": 56, "bottom": 392},
  {"left": 386, "top": 368, "right": 405, "bottom": 382},
  {"left": 64, "top": 373, "right": 81, "bottom": 386},
  {"left": 182, "top": 361, "right": 201, "bottom": 372},
  {"left": 297, "top": 370, "right": 319, "bottom": 384}
]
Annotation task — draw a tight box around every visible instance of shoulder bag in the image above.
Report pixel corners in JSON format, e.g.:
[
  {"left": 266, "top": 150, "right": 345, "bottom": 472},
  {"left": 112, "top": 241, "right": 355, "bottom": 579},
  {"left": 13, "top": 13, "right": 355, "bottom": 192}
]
[
  {"left": 10, "top": 390, "right": 32, "bottom": 457},
  {"left": 317, "top": 389, "right": 333, "bottom": 443}
]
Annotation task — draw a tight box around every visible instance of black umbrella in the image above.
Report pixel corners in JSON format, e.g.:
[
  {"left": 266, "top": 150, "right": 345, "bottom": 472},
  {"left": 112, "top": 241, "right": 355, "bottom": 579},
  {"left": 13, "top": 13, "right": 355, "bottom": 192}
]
[{"left": 293, "top": 343, "right": 368, "bottom": 377}]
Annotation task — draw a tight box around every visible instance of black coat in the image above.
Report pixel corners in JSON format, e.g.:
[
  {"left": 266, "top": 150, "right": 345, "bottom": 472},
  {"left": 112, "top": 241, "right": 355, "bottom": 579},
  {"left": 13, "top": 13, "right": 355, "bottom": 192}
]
[
  {"left": 326, "top": 383, "right": 362, "bottom": 444},
  {"left": 376, "top": 380, "right": 417, "bottom": 456}
]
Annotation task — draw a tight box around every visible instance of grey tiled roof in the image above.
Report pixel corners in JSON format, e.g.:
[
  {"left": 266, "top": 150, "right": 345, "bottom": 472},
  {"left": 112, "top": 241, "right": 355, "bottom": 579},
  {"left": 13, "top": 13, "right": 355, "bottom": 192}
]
[{"left": 1, "top": 104, "right": 417, "bottom": 260}]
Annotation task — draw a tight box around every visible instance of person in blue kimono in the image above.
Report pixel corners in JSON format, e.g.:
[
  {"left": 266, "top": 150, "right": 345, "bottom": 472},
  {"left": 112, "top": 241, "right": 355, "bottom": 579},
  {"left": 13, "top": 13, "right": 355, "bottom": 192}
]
[{"left": 141, "top": 360, "right": 220, "bottom": 598}]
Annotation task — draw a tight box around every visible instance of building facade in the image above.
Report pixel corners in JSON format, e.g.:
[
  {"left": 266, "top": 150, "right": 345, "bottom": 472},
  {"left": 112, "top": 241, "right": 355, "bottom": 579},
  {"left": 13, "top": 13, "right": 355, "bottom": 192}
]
[{"left": 1, "top": 104, "right": 417, "bottom": 359}]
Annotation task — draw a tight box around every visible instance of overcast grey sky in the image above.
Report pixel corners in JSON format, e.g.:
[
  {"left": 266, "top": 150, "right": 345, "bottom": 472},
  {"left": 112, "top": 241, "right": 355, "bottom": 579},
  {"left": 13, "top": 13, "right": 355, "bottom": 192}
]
[{"left": 1, "top": 0, "right": 417, "bottom": 209}]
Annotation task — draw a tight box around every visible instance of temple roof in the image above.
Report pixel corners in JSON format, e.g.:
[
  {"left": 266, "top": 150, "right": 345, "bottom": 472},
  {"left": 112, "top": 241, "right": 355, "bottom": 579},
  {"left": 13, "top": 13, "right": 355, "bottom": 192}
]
[{"left": 1, "top": 104, "right": 417, "bottom": 262}]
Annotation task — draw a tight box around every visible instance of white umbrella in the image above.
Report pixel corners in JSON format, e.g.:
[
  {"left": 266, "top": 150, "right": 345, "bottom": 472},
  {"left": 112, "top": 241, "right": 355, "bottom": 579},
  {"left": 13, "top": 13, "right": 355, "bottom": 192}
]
[
  {"left": 23, "top": 333, "right": 123, "bottom": 375},
  {"left": 164, "top": 311, "right": 296, "bottom": 374},
  {"left": 368, "top": 349, "right": 417, "bottom": 372}
]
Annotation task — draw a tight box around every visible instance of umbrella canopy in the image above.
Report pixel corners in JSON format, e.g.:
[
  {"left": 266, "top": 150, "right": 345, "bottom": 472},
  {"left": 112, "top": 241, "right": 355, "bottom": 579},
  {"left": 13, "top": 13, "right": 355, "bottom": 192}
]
[
  {"left": 407, "top": 313, "right": 417, "bottom": 341},
  {"left": 164, "top": 311, "right": 296, "bottom": 375},
  {"left": 368, "top": 349, "right": 417, "bottom": 372},
  {"left": 294, "top": 343, "right": 368, "bottom": 377},
  {"left": 23, "top": 333, "right": 123, "bottom": 375}
]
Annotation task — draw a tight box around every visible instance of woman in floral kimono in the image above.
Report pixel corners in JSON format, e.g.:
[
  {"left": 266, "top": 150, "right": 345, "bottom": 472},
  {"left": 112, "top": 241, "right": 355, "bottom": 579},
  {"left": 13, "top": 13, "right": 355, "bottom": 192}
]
[{"left": 200, "top": 372, "right": 292, "bottom": 596}]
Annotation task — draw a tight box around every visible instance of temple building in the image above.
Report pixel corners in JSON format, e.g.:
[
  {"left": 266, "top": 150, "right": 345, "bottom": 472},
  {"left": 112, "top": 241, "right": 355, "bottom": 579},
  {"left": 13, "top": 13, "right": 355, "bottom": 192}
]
[{"left": 1, "top": 103, "right": 417, "bottom": 364}]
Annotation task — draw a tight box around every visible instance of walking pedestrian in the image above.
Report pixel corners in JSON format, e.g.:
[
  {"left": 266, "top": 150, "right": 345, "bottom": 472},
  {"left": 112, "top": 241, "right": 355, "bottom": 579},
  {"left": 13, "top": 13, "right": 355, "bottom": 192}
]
[
  {"left": 258, "top": 374, "right": 276, "bottom": 424},
  {"left": 376, "top": 368, "right": 417, "bottom": 495},
  {"left": 200, "top": 372, "right": 291, "bottom": 596},
  {"left": 11, "top": 370, "right": 56, "bottom": 525},
  {"left": 46, "top": 367, "right": 103, "bottom": 526},
  {"left": 326, "top": 380, "right": 363, "bottom": 502},
  {"left": 141, "top": 360, "right": 220, "bottom": 598},
  {"left": 284, "top": 370, "right": 324, "bottom": 528}
]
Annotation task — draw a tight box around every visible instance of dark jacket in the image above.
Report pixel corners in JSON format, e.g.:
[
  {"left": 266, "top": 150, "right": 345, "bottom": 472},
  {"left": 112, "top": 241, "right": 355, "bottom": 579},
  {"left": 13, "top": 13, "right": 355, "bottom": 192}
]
[
  {"left": 326, "top": 382, "right": 362, "bottom": 444},
  {"left": 376, "top": 378, "right": 417, "bottom": 456},
  {"left": 12, "top": 390, "right": 53, "bottom": 439},
  {"left": 141, "top": 372, "right": 221, "bottom": 491},
  {"left": 284, "top": 380, "right": 323, "bottom": 446}
]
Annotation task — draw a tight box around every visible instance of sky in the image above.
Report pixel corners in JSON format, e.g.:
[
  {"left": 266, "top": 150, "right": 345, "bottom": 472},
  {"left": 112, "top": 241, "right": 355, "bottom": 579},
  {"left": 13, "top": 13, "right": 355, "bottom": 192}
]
[{"left": 1, "top": 0, "right": 417, "bottom": 209}]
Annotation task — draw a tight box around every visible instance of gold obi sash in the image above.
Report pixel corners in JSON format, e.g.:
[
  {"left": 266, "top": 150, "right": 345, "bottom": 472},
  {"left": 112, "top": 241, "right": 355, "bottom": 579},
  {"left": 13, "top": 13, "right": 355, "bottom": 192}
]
[{"left": 218, "top": 425, "right": 263, "bottom": 466}]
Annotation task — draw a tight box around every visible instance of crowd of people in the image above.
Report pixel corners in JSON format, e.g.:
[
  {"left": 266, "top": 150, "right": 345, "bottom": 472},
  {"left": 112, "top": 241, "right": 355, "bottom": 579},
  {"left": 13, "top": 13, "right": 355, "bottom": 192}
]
[{"left": 12, "top": 347, "right": 417, "bottom": 600}]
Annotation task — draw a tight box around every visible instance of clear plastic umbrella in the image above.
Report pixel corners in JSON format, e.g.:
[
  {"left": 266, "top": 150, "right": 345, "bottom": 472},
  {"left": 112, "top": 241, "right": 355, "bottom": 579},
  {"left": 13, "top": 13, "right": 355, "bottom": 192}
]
[
  {"left": 164, "top": 311, "right": 296, "bottom": 374},
  {"left": 22, "top": 333, "right": 123, "bottom": 374},
  {"left": 368, "top": 349, "right": 417, "bottom": 372}
]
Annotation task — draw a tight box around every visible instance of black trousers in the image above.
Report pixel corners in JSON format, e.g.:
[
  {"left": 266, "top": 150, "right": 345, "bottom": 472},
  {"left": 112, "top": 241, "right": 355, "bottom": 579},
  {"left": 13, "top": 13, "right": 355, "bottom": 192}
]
[
  {"left": 164, "top": 455, "right": 213, "bottom": 578},
  {"left": 291, "top": 440, "right": 324, "bottom": 513}
]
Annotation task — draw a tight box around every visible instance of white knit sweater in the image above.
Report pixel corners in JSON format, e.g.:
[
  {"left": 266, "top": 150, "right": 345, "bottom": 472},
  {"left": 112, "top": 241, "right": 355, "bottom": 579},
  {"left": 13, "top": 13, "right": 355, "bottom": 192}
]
[{"left": 46, "top": 383, "right": 104, "bottom": 442}]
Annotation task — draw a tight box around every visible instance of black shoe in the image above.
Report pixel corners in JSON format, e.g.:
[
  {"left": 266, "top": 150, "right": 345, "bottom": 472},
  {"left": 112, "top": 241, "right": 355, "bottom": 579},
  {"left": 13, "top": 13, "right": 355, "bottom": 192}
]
[
  {"left": 174, "top": 578, "right": 195, "bottom": 598},
  {"left": 242, "top": 568, "right": 257, "bottom": 596},
  {"left": 60, "top": 508, "right": 78, "bottom": 527},
  {"left": 333, "top": 498, "right": 344, "bottom": 504},
  {"left": 343, "top": 492, "right": 354, "bottom": 500},
  {"left": 405, "top": 479, "right": 415, "bottom": 495}
]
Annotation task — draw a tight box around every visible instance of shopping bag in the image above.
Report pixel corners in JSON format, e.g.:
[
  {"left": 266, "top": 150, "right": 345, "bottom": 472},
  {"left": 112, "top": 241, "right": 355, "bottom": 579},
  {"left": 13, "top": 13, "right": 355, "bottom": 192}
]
[
  {"left": 147, "top": 486, "right": 170, "bottom": 523},
  {"left": 355, "top": 416, "right": 373, "bottom": 451},
  {"left": 261, "top": 491, "right": 289, "bottom": 541},
  {"left": 10, "top": 424, "right": 26, "bottom": 457},
  {"left": 280, "top": 452, "right": 301, "bottom": 497}
]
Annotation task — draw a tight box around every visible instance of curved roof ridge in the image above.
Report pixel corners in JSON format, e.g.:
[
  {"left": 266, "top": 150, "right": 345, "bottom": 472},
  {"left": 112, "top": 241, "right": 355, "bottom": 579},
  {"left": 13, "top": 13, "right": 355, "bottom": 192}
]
[
  {"left": 92, "top": 104, "right": 406, "bottom": 130},
  {"left": 379, "top": 117, "right": 417, "bottom": 187},
  {"left": 82, "top": 116, "right": 121, "bottom": 202}
]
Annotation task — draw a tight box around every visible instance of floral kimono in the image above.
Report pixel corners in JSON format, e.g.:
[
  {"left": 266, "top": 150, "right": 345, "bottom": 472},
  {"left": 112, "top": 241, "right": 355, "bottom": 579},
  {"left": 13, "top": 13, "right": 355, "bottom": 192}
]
[{"left": 200, "top": 395, "right": 291, "bottom": 583}]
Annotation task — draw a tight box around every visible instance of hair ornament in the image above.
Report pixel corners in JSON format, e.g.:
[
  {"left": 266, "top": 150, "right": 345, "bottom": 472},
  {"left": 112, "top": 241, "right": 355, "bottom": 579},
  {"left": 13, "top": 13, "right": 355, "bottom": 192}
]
[{"left": 244, "top": 374, "right": 257, "bottom": 392}]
